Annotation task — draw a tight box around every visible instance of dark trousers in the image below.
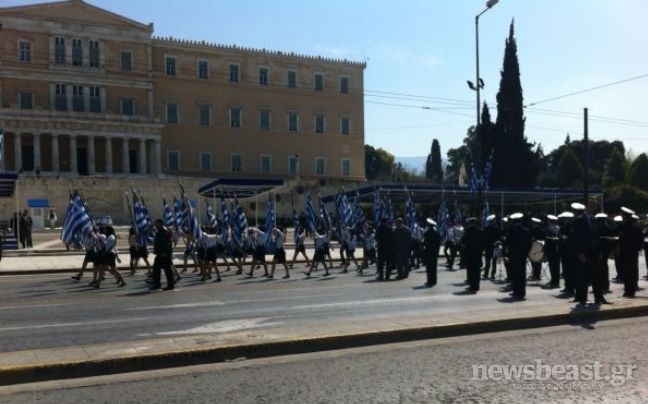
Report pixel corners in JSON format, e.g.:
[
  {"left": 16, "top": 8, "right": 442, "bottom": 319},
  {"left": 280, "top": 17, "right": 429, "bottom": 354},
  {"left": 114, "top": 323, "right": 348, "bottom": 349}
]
[
  {"left": 410, "top": 241, "right": 422, "bottom": 268},
  {"left": 447, "top": 243, "right": 459, "bottom": 269},
  {"left": 467, "top": 263, "right": 481, "bottom": 291},
  {"left": 425, "top": 257, "right": 438, "bottom": 286},
  {"left": 394, "top": 251, "right": 410, "bottom": 278},
  {"left": 574, "top": 260, "right": 590, "bottom": 303},
  {"left": 377, "top": 250, "right": 390, "bottom": 279},
  {"left": 547, "top": 253, "right": 560, "bottom": 286},
  {"left": 601, "top": 259, "right": 610, "bottom": 291},
  {"left": 152, "top": 255, "right": 174, "bottom": 289},
  {"left": 591, "top": 259, "right": 606, "bottom": 302},
  {"left": 483, "top": 247, "right": 494, "bottom": 277},
  {"left": 561, "top": 255, "right": 575, "bottom": 293},
  {"left": 531, "top": 261, "right": 542, "bottom": 280},
  {"left": 510, "top": 257, "right": 526, "bottom": 297},
  {"left": 621, "top": 255, "right": 639, "bottom": 296}
]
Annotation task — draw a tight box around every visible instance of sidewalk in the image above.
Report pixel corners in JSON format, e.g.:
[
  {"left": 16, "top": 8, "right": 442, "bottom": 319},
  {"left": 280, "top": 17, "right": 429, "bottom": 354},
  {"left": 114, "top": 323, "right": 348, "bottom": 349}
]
[{"left": 1, "top": 232, "right": 648, "bottom": 387}]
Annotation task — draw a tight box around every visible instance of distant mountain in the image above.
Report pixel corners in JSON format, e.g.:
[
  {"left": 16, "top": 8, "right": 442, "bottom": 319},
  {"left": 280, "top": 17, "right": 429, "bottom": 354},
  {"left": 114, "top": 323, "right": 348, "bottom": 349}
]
[{"left": 396, "top": 156, "right": 427, "bottom": 173}]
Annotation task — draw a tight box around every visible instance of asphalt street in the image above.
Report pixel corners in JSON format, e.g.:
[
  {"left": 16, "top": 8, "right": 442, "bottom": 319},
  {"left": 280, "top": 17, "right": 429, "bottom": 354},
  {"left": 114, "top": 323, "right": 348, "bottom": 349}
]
[
  {"left": 0, "top": 259, "right": 644, "bottom": 353},
  {"left": 2, "top": 317, "right": 646, "bottom": 403}
]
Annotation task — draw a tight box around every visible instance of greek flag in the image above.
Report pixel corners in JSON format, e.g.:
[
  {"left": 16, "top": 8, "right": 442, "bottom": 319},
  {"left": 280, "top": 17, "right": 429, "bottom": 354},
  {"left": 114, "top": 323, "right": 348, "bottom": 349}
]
[
  {"left": 206, "top": 201, "right": 218, "bottom": 228},
  {"left": 352, "top": 193, "right": 364, "bottom": 229},
  {"left": 482, "top": 150, "right": 494, "bottom": 192},
  {"left": 305, "top": 192, "right": 316, "bottom": 233},
  {"left": 133, "top": 192, "right": 154, "bottom": 244},
  {"left": 162, "top": 198, "right": 174, "bottom": 228},
  {"left": 454, "top": 200, "right": 463, "bottom": 224},
  {"left": 318, "top": 194, "right": 331, "bottom": 231},
  {"left": 231, "top": 200, "right": 241, "bottom": 247},
  {"left": 482, "top": 201, "right": 490, "bottom": 226},
  {"left": 61, "top": 192, "right": 93, "bottom": 248},
  {"left": 0, "top": 127, "right": 4, "bottom": 163},
  {"left": 470, "top": 159, "right": 479, "bottom": 193},
  {"left": 406, "top": 193, "right": 417, "bottom": 231},
  {"left": 373, "top": 188, "right": 382, "bottom": 224},
  {"left": 235, "top": 196, "right": 247, "bottom": 230},
  {"left": 436, "top": 200, "right": 448, "bottom": 241},
  {"left": 173, "top": 197, "right": 183, "bottom": 230},
  {"left": 264, "top": 197, "right": 274, "bottom": 246},
  {"left": 220, "top": 197, "right": 229, "bottom": 244},
  {"left": 293, "top": 208, "right": 300, "bottom": 243}
]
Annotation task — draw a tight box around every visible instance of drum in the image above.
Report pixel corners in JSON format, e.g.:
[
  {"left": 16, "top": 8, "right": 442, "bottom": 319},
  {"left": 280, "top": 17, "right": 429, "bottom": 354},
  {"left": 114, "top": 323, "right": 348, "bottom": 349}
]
[{"left": 528, "top": 240, "right": 545, "bottom": 263}]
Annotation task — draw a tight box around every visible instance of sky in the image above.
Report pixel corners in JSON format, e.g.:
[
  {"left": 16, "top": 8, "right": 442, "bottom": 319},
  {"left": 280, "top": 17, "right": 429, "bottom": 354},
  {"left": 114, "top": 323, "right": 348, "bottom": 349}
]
[{"left": 8, "top": 0, "right": 648, "bottom": 159}]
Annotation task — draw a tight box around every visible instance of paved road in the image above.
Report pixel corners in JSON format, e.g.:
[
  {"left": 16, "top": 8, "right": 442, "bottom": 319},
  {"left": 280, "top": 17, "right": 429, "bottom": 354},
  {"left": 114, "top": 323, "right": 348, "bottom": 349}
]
[
  {"left": 2, "top": 317, "right": 646, "bottom": 403},
  {"left": 0, "top": 258, "right": 645, "bottom": 353}
]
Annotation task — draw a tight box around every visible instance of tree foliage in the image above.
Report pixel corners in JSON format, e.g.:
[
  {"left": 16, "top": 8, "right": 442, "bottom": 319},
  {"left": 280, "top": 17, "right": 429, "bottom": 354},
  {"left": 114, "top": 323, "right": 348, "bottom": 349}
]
[
  {"left": 554, "top": 147, "right": 583, "bottom": 188},
  {"left": 627, "top": 153, "right": 648, "bottom": 192},
  {"left": 604, "top": 184, "right": 648, "bottom": 214},
  {"left": 425, "top": 139, "right": 444, "bottom": 183},
  {"left": 364, "top": 145, "right": 394, "bottom": 181},
  {"left": 604, "top": 147, "right": 627, "bottom": 188}
]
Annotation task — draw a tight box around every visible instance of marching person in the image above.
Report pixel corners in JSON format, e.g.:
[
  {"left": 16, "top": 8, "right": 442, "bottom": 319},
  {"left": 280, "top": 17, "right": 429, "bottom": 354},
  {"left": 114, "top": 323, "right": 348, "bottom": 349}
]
[
  {"left": 482, "top": 214, "right": 500, "bottom": 279},
  {"left": 423, "top": 218, "right": 441, "bottom": 288},
  {"left": 93, "top": 226, "right": 127, "bottom": 289},
  {"left": 445, "top": 219, "right": 463, "bottom": 271},
  {"left": 289, "top": 225, "right": 310, "bottom": 268},
  {"left": 246, "top": 227, "right": 269, "bottom": 277},
  {"left": 595, "top": 213, "right": 614, "bottom": 295},
  {"left": 571, "top": 201, "right": 606, "bottom": 305},
  {"left": 558, "top": 211, "right": 576, "bottom": 296},
  {"left": 460, "top": 217, "right": 485, "bottom": 293},
  {"left": 149, "top": 219, "right": 175, "bottom": 291},
  {"left": 72, "top": 228, "right": 99, "bottom": 282},
  {"left": 505, "top": 213, "right": 532, "bottom": 300},
  {"left": 410, "top": 221, "right": 424, "bottom": 270},
  {"left": 269, "top": 226, "right": 290, "bottom": 279},
  {"left": 304, "top": 227, "right": 329, "bottom": 277},
  {"left": 341, "top": 228, "right": 361, "bottom": 273},
  {"left": 543, "top": 215, "right": 561, "bottom": 289},
  {"left": 618, "top": 207, "right": 643, "bottom": 298},
  {"left": 360, "top": 224, "right": 376, "bottom": 274},
  {"left": 529, "top": 217, "right": 545, "bottom": 281},
  {"left": 392, "top": 218, "right": 411, "bottom": 280}
]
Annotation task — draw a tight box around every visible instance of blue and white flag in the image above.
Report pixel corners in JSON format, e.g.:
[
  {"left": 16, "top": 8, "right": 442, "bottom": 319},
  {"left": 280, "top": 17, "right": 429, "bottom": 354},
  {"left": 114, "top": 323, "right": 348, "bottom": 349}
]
[
  {"left": 162, "top": 198, "right": 174, "bottom": 228},
  {"left": 482, "top": 150, "right": 494, "bottom": 192},
  {"left": 293, "top": 208, "right": 300, "bottom": 243},
  {"left": 406, "top": 192, "right": 417, "bottom": 231},
  {"left": 206, "top": 201, "right": 218, "bottom": 228},
  {"left": 373, "top": 188, "right": 382, "bottom": 224},
  {"left": 61, "top": 192, "right": 93, "bottom": 248},
  {"left": 220, "top": 197, "right": 229, "bottom": 244},
  {"left": 454, "top": 200, "right": 463, "bottom": 224},
  {"left": 0, "top": 127, "right": 4, "bottom": 163},
  {"left": 436, "top": 199, "right": 448, "bottom": 241},
  {"left": 264, "top": 197, "right": 275, "bottom": 246},
  {"left": 133, "top": 192, "right": 154, "bottom": 244},
  {"left": 231, "top": 200, "right": 241, "bottom": 247},
  {"left": 352, "top": 193, "right": 365, "bottom": 229},
  {"left": 482, "top": 201, "right": 490, "bottom": 226},
  {"left": 305, "top": 192, "right": 316, "bottom": 233},
  {"left": 318, "top": 194, "right": 331, "bottom": 231}
]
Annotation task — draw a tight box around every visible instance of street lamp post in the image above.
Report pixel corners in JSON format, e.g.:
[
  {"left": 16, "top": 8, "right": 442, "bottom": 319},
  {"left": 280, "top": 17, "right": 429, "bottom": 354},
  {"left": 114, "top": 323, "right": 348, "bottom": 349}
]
[{"left": 475, "top": 0, "right": 499, "bottom": 127}]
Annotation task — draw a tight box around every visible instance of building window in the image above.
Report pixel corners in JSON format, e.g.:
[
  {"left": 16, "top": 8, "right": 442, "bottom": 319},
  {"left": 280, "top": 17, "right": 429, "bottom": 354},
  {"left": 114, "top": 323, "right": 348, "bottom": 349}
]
[
  {"left": 316, "top": 157, "right": 326, "bottom": 175},
  {"left": 200, "top": 152, "right": 212, "bottom": 172},
  {"left": 340, "top": 117, "right": 350, "bottom": 135},
  {"left": 19, "top": 41, "right": 32, "bottom": 62},
  {"left": 341, "top": 159, "right": 351, "bottom": 176},
  {"left": 121, "top": 98, "right": 134, "bottom": 116},
  {"left": 121, "top": 51, "right": 132, "bottom": 71},
  {"left": 315, "top": 73, "right": 324, "bottom": 91},
  {"left": 197, "top": 60, "right": 208, "bottom": 79},
  {"left": 259, "top": 67, "right": 268, "bottom": 85},
  {"left": 54, "top": 37, "right": 65, "bottom": 65},
  {"left": 230, "top": 107, "right": 241, "bottom": 128},
  {"left": 72, "top": 85, "right": 84, "bottom": 112},
  {"left": 168, "top": 150, "right": 180, "bottom": 171},
  {"left": 340, "top": 77, "right": 349, "bottom": 94},
  {"left": 198, "top": 105, "right": 211, "bottom": 126},
  {"left": 19, "top": 92, "right": 34, "bottom": 109},
  {"left": 89, "top": 40, "right": 99, "bottom": 67},
  {"left": 288, "top": 156, "right": 299, "bottom": 175},
  {"left": 54, "top": 83, "right": 67, "bottom": 111},
  {"left": 166, "top": 102, "right": 179, "bottom": 123},
  {"left": 259, "top": 110, "right": 270, "bottom": 130},
  {"left": 288, "top": 112, "right": 299, "bottom": 132},
  {"left": 229, "top": 63, "right": 240, "bottom": 82},
  {"left": 89, "top": 86, "right": 101, "bottom": 113},
  {"left": 315, "top": 114, "right": 325, "bottom": 133},
  {"left": 287, "top": 70, "right": 296, "bottom": 88},
  {"left": 72, "top": 38, "right": 83, "bottom": 66},
  {"left": 231, "top": 154, "right": 242, "bottom": 173},
  {"left": 165, "top": 56, "right": 176, "bottom": 76},
  {"left": 260, "top": 155, "right": 272, "bottom": 174}
]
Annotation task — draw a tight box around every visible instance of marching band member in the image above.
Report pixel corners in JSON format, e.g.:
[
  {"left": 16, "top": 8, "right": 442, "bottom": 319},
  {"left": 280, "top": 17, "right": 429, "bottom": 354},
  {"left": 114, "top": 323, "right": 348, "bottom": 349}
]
[
  {"left": 461, "top": 217, "right": 484, "bottom": 293},
  {"left": 504, "top": 213, "right": 532, "bottom": 300},
  {"left": 423, "top": 218, "right": 441, "bottom": 287},
  {"left": 618, "top": 208, "right": 643, "bottom": 298},
  {"left": 529, "top": 217, "right": 545, "bottom": 281},
  {"left": 595, "top": 213, "right": 614, "bottom": 294},
  {"left": 543, "top": 215, "right": 561, "bottom": 289},
  {"left": 557, "top": 211, "right": 576, "bottom": 296}
]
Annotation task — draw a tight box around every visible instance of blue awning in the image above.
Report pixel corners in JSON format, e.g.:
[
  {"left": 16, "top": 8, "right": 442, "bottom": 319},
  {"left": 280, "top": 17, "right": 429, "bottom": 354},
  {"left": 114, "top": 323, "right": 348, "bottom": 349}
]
[
  {"left": 28, "top": 198, "right": 49, "bottom": 208},
  {"left": 198, "top": 178, "right": 284, "bottom": 198}
]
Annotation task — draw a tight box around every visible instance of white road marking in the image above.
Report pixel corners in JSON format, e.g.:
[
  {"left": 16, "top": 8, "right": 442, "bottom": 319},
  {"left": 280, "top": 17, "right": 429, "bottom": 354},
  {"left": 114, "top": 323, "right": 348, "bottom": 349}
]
[
  {"left": 144, "top": 317, "right": 283, "bottom": 336},
  {"left": 0, "top": 317, "right": 148, "bottom": 332}
]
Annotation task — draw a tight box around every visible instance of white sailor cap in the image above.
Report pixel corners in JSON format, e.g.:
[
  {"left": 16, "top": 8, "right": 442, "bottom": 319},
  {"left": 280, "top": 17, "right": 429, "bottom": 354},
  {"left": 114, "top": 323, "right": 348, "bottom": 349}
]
[
  {"left": 531, "top": 217, "right": 542, "bottom": 224},
  {"left": 558, "top": 211, "right": 575, "bottom": 219},
  {"left": 426, "top": 217, "right": 436, "bottom": 226},
  {"left": 546, "top": 215, "right": 559, "bottom": 221},
  {"left": 595, "top": 213, "right": 608, "bottom": 219},
  {"left": 510, "top": 212, "right": 524, "bottom": 220},
  {"left": 486, "top": 214, "right": 496, "bottom": 222},
  {"left": 632, "top": 214, "right": 639, "bottom": 220},
  {"left": 570, "top": 202, "right": 586, "bottom": 211},
  {"left": 503, "top": 217, "right": 509, "bottom": 223},
  {"left": 621, "top": 206, "right": 635, "bottom": 215},
  {"left": 613, "top": 215, "right": 623, "bottom": 222}
]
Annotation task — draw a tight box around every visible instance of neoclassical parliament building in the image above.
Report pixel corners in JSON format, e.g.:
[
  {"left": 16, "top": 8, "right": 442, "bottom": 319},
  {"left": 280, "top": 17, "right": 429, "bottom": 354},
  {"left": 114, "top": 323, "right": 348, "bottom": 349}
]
[{"left": 0, "top": 0, "right": 366, "bottom": 224}]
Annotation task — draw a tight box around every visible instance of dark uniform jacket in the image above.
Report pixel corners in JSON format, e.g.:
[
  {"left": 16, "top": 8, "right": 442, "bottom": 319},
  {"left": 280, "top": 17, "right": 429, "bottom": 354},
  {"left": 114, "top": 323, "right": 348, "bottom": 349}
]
[
  {"left": 423, "top": 228, "right": 441, "bottom": 262},
  {"left": 461, "top": 226, "right": 485, "bottom": 267}
]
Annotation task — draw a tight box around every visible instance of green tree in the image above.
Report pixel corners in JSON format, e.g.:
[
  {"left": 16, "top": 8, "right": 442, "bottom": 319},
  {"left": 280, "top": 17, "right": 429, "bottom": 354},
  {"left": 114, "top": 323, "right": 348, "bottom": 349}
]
[
  {"left": 627, "top": 153, "right": 648, "bottom": 192},
  {"left": 425, "top": 139, "right": 444, "bottom": 183},
  {"left": 604, "top": 147, "right": 626, "bottom": 188},
  {"left": 364, "top": 145, "right": 395, "bottom": 181},
  {"left": 555, "top": 147, "right": 583, "bottom": 188},
  {"left": 604, "top": 184, "right": 648, "bottom": 214},
  {"left": 490, "top": 20, "right": 541, "bottom": 187}
]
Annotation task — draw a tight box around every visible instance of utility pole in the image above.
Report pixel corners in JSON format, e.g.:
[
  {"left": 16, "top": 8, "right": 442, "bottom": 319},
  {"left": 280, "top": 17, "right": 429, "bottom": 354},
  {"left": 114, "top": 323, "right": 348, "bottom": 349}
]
[{"left": 583, "top": 108, "right": 589, "bottom": 204}]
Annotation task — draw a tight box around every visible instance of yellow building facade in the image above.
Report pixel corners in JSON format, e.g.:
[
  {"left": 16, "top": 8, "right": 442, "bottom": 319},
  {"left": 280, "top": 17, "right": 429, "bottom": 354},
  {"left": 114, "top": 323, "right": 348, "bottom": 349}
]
[{"left": 0, "top": 0, "right": 366, "bottom": 183}]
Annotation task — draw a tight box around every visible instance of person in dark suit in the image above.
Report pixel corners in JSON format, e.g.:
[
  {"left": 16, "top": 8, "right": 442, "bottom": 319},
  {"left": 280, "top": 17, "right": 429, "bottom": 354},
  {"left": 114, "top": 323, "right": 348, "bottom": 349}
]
[
  {"left": 375, "top": 218, "right": 394, "bottom": 281},
  {"left": 504, "top": 213, "right": 532, "bottom": 299},
  {"left": 423, "top": 218, "right": 441, "bottom": 287},
  {"left": 558, "top": 211, "right": 576, "bottom": 296},
  {"left": 392, "top": 218, "right": 412, "bottom": 279},
  {"left": 595, "top": 213, "right": 614, "bottom": 294},
  {"left": 461, "top": 217, "right": 485, "bottom": 293},
  {"left": 618, "top": 207, "right": 643, "bottom": 298},
  {"left": 150, "top": 218, "right": 175, "bottom": 291},
  {"left": 543, "top": 215, "right": 561, "bottom": 288}
]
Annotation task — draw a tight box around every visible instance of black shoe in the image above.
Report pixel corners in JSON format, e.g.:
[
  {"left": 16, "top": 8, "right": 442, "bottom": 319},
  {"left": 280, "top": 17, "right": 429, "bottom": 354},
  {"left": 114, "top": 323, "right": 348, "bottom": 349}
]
[
  {"left": 595, "top": 300, "right": 612, "bottom": 305},
  {"left": 163, "top": 286, "right": 174, "bottom": 291},
  {"left": 149, "top": 286, "right": 161, "bottom": 291},
  {"left": 213, "top": 278, "right": 222, "bottom": 282},
  {"left": 71, "top": 275, "right": 81, "bottom": 281},
  {"left": 282, "top": 275, "right": 290, "bottom": 279}
]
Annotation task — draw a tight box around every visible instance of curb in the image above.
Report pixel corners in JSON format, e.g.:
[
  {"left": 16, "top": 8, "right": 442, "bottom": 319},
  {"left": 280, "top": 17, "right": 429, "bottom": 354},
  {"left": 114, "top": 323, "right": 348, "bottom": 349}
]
[{"left": 2, "top": 303, "right": 647, "bottom": 386}]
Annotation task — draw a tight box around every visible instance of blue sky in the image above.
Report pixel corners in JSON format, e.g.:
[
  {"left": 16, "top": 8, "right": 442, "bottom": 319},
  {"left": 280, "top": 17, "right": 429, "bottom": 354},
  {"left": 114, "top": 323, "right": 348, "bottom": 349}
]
[{"left": 11, "top": 0, "right": 648, "bottom": 158}]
